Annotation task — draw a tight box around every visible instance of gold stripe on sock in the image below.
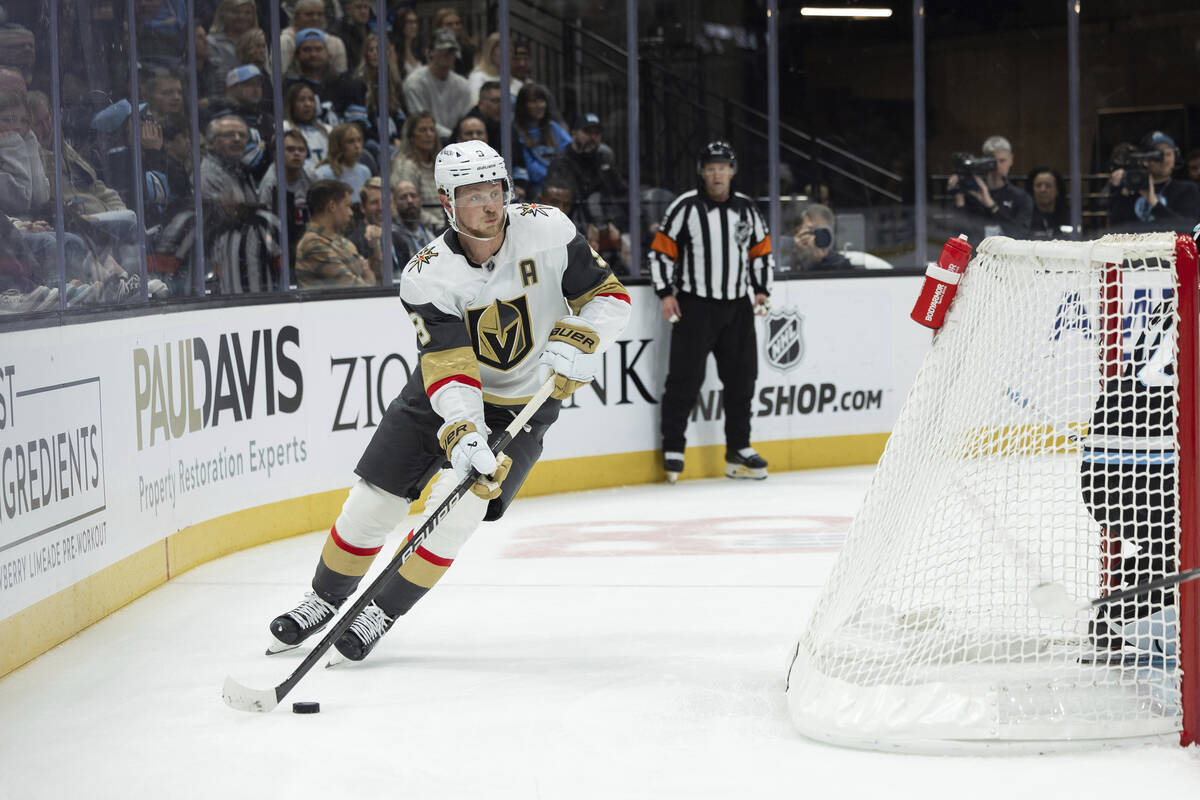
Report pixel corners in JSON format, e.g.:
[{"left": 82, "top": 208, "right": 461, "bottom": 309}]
[{"left": 397, "top": 547, "right": 452, "bottom": 589}]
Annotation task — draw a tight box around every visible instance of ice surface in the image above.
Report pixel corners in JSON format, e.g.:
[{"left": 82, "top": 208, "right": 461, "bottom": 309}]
[{"left": 0, "top": 467, "right": 1196, "bottom": 799}]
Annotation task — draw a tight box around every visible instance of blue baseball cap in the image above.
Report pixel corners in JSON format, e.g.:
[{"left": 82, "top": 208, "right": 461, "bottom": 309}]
[
  {"left": 295, "top": 28, "right": 326, "bottom": 45},
  {"left": 1144, "top": 130, "right": 1177, "bottom": 150},
  {"left": 91, "top": 99, "right": 148, "bottom": 134},
  {"left": 226, "top": 64, "right": 262, "bottom": 87},
  {"left": 343, "top": 104, "right": 368, "bottom": 124}
]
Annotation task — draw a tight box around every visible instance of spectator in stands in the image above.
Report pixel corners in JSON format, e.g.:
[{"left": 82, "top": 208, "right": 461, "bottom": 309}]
[
  {"left": 143, "top": 121, "right": 198, "bottom": 296},
  {"left": 258, "top": 128, "right": 317, "bottom": 267},
  {"left": 143, "top": 72, "right": 185, "bottom": 128},
  {"left": 235, "top": 27, "right": 273, "bottom": 86},
  {"left": 28, "top": 92, "right": 126, "bottom": 220},
  {"left": 432, "top": 7, "right": 475, "bottom": 78},
  {"left": 316, "top": 122, "right": 373, "bottom": 199},
  {"left": 511, "top": 83, "right": 570, "bottom": 200},
  {"left": 1026, "top": 166, "right": 1070, "bottom": 240},
  {"left": 547, "top": 111, "right": 625, "bottom": 258},
  {"left": 0, "top": 88, "right": 50, "bottom": 220},
  {"left": 158, "top": 117, "right": 195, "bottom": 213},
  {"left": 3, "top": 90, "right": 146, "bottom": 306},
  {"left": 393, "top": 178, "right": 436, "bottom": 255},
  {"left": 537, "top": 177, "right": 595, "bottom": 249},
  {"left": 222, "top": 65, "right": 271, "bottom": 141},
  {"left": 402, "top": 29, "right": 471, "bottom": 141},
  {"left": 296, "top": 178, "right": 378, "bottom": 288},
  {"left": 284, "top": 28, "right": 363, "bottom": 122},
  {"left": 467, "top": 32, "right": 504, "bottom": 104},
  {"left": 91, "top": 99, "right": 172, "bottom": 228},
  {"left": 208, "top": 0, "right": 258, "bottom": 87},
  {"left": 793, "top": 203, "right": 850, "bottom": 271},
  {"left": 133, "top": 0, "right": 187, "bottom": 71},
  {"left": 453, "top": 115, "right": 487, "bottom": 144},
  {"left": 395, "top": 7, "right": 423, "bottom": 79},
  {"left": 215, "top": 65, "right": 273, "bottom": 181},
  {"left": 0, "top": 23, "right": 35, "bottom": 87},
  {"left": 29, "top": 90, "right": 144, "bottom": 280},
  {"left": 1108, "top": 131, "right": 1199, "bottom": 235},
  {"left": 283, "top": 82, "right": 331, "bottom": 166},
  {"left": 1187, "top": 149, "right": 1200, "bottom": 184},
  {"left": 356, "top": 32, "right": 406, "bottom": 155},
  {"left": 390, "top": 110, "right": 444, "bottom": 231},
  {"left": 460, "top": 80, "right": 501, "bottom": 148},
  {"left": 193, "top": 25, "right": 222, "bottom": 111},
  {"left": 200, "top": 115, "right": 279, "bottom": 293},
  {"left": 350, "top": 176, "right": 413, "bottom": 281},
  {"left": 946, "top": 134, "right": 1032, "bottom": 243},
  {"left": 281, "top": 0, "right": 349, "bottom": 76},
  {"left": 335, "top": 0, "right": 373, "bottom": 74},
  {"left": 510, "top": 39, "right": 531, "bottom": 99}
]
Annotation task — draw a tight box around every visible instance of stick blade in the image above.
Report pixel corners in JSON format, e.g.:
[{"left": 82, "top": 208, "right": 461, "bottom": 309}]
[
  {"left": 1030, "top": 582, "right": 1085, "bottom": 616},
  {"left": 222, "top": 675, "right": 280, "bottom": 713}
]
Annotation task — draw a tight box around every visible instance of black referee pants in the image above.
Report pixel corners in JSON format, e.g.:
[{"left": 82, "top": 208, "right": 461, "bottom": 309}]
[{"left": 661, "top": 291, "right": 758, "bottom": 455}]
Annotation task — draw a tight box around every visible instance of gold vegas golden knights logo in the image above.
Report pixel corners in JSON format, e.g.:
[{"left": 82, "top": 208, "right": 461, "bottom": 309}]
[{"left": 466, "top": 296, "right": 534, "bottom": 370}]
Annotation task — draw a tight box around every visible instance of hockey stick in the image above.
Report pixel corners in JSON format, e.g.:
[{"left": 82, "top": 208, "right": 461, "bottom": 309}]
[
  {"left": 1030, "top": 567, "right": 1200, "bottom": 616},
  {"left": 222, "top": 375, "right": 558, "bottom": 713}
]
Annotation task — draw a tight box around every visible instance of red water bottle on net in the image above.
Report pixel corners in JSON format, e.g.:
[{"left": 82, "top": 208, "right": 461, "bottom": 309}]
[{"left": 910, "top": 234, "right": 973, "bottom": 330}]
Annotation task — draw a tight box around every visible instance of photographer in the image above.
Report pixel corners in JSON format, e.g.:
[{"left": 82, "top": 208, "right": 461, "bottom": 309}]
[
  {"left": 792, "top": 203, "right": 849, "bottom": 271},
  {"left": 1107, "top": 131, "right": 1199, "bottom": 235},
  {"left": 946, "top": 135, "right": 1031, "bottom": 243}
]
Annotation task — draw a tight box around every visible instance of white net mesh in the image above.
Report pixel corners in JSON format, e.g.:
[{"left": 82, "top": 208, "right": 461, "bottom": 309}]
[{"left": 787, "top": 233, "right": 1188, "bottom": 751}]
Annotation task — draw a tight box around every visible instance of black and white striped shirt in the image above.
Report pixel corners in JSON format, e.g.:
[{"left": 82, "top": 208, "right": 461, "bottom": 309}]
[{"left": 648, "top": 189, "right": 774, "bottom": 300}]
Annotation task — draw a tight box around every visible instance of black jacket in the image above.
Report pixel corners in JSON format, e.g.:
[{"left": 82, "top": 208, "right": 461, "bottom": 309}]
[{"left": 1107, "top": 178, "right": 1200, "bottom": 235}]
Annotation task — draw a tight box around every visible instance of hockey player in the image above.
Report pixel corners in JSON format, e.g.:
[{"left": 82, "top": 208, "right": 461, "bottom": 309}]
[
  {"left": 267, "top": 142, "right": 631, "bottom": 661},
  {"left": 1080, "top": 294, "right": 1177, "bottom": 658}
]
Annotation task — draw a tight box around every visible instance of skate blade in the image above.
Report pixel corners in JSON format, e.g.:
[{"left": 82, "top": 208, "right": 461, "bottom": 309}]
[
  {"left": 325, "top": 651, "right": 348, "bottom": 669},
  {"left": 265, "top": 639, "right": 300, "bottom": 655},
  {"left": 725, "top": 465, "right": 768, "bottom": 480}
]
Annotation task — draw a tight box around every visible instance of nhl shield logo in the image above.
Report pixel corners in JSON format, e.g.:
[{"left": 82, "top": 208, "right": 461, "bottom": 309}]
[
  {"left": 765, "top": 309, "right": 804, "bottom": 372},
  {"left": 467, "top": 295, "right": 535, "bottom": 371}
]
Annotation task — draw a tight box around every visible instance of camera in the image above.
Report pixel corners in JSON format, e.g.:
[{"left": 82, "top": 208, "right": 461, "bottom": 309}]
[
  {"left": 1112, "top": 149, "right": 1165, "bottom": 193},
  {"left": 950, "top": 152, "right": 997, "bottom": 190},
  {"left": 811, "top": 226, "right": 833, "bottom": 249}
]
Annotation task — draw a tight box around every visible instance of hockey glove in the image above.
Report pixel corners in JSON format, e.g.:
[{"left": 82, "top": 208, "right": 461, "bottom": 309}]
[
  {"left": 470, "top": 454, "right": 512, "bottom": 500},
  {"left": 439, "top": 420, "right": 498, "bottom": 483},
  {"left": 539, "top": 316, "right": 602, "bottom": 400}
]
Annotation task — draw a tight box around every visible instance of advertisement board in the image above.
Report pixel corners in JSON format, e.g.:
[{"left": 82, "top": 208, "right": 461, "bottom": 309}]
[{"left": 0, "top": 275, "right": 927, "bottom": 622}]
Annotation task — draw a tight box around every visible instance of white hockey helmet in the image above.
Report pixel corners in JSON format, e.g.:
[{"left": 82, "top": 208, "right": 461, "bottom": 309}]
[{"left": 434, "top": 142, "right": 511, "bottom": 237}]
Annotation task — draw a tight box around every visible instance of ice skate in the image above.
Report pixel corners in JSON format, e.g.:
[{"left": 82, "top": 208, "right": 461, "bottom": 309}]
[
  {"left": 725, "top": 448, "right": 768, "bottom": 480},
  {"left": 266, "top": 591, "right": 341, "bottom": 654},
  {"left": 332, "top": 601, "right": 395, "bottom": 662},
  {"left": 663, "top": 452, "right": 684, "bottom": 484}
]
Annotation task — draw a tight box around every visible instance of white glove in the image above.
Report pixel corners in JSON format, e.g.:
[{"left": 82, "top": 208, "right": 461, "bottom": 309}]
[
  {"left": 539, "top": 316, "right": 602, "bottom": 399},
  {"left": 438, "top": 420, "right": 498, "bottom": 482}
]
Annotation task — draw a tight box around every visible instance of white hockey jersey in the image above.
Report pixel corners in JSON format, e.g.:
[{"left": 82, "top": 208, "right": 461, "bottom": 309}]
[{"left": 399, "top": 202, "right": 631, "bottom": 426}]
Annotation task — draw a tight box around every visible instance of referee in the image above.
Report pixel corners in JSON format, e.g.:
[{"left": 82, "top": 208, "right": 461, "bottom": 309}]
[{"left": 648, "top": 140, "right": 774, "bottom": 483}]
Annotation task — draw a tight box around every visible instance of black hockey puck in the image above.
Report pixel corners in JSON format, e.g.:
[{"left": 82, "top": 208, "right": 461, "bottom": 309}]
[{"left": 292, "top": 701, "right": 320, "bottom": 714}]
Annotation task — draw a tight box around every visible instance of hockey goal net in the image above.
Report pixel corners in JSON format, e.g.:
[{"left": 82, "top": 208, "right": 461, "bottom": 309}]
[{"left": 787, "top": 232, "right": 1198, "bottom": 752}]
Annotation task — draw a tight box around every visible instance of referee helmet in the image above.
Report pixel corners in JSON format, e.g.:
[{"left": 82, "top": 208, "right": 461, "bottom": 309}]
[{"left": 697, "top": 140, "right": 737, "bottom": 174}]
